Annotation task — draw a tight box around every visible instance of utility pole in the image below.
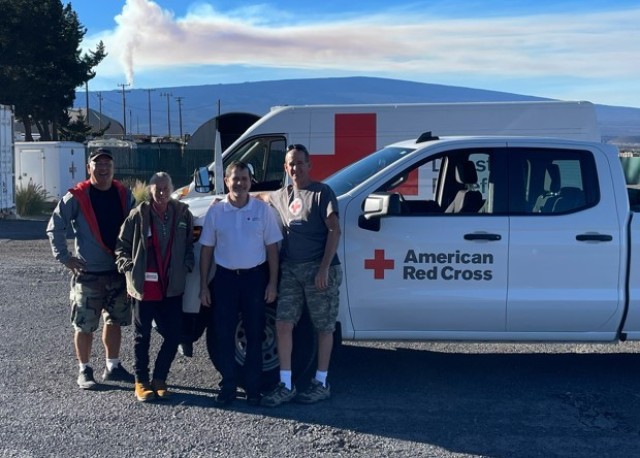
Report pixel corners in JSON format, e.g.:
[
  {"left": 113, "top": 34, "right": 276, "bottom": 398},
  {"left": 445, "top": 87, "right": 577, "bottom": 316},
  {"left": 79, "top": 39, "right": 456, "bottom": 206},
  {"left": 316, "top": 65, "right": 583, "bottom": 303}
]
[
  {"left": 160, "top": 92, "right": 172, "bottom": 138},
  {"left": 96, "top": 92, "right": 103, "bottom": 131},
  {"left": 175, "top": 96, "right": 184, "bottom": 141},
  {"left": 85, "top": 81, "right": 89, "bottom": 120},
  {"left": 145, "top": 88, "right": 155, "bottom": 140},
  {"left": 118, "top": 83, "right": 131, "bottom": 139}
]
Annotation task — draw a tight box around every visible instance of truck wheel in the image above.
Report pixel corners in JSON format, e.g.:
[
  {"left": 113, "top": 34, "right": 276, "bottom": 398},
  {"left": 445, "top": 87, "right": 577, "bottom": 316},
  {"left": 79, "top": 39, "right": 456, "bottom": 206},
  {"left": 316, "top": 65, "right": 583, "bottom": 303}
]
[
  {"left": 233, "top": 301, "right": 280, "bottom": 391},
  {"left": 228, "top": 303, "right": 340, "bottom": 393},
  {"left": 232, "top": 302, "right": 318, "bottom": 391}
]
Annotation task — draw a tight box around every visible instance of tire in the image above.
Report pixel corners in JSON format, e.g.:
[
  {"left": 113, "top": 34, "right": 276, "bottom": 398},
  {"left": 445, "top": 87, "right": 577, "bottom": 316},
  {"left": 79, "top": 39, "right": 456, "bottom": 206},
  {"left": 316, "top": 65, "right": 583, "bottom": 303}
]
[
  {"left": 233, "top": 302, "right": 318, "bottom": 391},
  {"left": 233, "top": 301, "right": 280, "bottom": 391},
  {"left": 225, "top": 302, "right": 340, "bottom": 392}
]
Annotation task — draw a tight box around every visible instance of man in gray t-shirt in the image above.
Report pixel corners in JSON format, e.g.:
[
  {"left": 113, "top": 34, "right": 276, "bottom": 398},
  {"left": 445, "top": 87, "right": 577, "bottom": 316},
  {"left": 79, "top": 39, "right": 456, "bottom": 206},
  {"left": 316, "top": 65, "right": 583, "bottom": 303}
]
[
  {"left": 261, "top": 144, "right": 343, "bottom": 407},
  {"left": 270, "top": 181, "right": 340, "bottom": 265}
]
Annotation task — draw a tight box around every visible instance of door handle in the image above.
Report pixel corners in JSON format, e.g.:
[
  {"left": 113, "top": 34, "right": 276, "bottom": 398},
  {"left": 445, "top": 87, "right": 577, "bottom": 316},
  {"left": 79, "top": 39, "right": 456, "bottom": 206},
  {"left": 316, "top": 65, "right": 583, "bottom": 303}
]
[
  {"left": 576, "top": 234, "right": 613, "bottom": 242},
  {"left": 464, "top": 233, "right": 501, "bottom": 241}
]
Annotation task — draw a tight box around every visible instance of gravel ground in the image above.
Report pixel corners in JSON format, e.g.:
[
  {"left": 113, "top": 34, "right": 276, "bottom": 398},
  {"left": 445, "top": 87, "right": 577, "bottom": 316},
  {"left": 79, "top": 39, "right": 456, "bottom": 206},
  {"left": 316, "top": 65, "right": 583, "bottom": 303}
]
[{"left": 1, "top": 218, "right": 640, "bottom": 458}]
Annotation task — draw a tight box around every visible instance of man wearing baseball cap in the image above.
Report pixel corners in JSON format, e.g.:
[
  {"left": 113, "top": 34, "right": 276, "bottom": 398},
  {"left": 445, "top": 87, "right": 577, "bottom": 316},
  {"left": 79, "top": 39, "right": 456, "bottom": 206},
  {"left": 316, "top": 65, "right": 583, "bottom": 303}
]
[{"left": 47, "top": 148, "right": 136, "bottom": 389}]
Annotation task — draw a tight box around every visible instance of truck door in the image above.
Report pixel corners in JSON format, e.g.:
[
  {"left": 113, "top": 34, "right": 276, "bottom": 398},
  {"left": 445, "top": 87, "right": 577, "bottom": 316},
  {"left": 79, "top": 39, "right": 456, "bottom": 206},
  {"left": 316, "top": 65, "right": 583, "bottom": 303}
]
[
  {"left": 506, "top": 146, "right": 623, "bottom": 333},
  {"left": 344, "top": 147, "right": 509, "bottom": 335}
]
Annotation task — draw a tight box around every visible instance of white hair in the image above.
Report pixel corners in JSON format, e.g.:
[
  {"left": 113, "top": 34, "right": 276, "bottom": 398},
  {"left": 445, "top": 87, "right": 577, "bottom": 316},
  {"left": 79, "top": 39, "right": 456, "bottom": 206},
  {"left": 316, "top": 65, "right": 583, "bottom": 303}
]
[{"left": 148, "top": 172, "right": 174, "bottom": 193}]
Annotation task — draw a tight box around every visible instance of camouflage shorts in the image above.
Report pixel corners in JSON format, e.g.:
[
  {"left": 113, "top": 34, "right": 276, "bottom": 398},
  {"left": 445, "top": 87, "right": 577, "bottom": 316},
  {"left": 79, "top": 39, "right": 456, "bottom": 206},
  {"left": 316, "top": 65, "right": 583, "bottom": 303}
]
[
  {"left": 70, "top": 272, "right": 132, "bottom": 333},
  {"left": 277, "top": 261, "right": 342, "bottom": 333}
]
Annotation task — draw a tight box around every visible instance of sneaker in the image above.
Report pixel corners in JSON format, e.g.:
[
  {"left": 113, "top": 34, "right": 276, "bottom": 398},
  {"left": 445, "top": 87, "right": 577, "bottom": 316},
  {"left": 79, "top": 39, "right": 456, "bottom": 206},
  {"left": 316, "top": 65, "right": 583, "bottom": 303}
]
[
  {"left": 135, "top": 382, "right": 156, "bottom": 402},
  {"left": 260, "top": 383, "right": 297, "bottom": 407},
  {"left": 77, "top": 367, "right": 97, "bottom": 390},
  {"left": 295, "top": 379, "right": 331, "bottom": 404},
  {"left": 151, "top": 379, "right": 171, "bottom": 399},
  {"left": 103, "top": 364, "right": 134, "bottom": 383}
]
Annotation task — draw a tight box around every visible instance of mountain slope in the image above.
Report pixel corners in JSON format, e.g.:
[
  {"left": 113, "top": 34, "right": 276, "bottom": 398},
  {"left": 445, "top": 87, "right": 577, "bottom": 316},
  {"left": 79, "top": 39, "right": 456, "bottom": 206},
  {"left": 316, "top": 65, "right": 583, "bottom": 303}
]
[{"left": 80, "top": 76, "right": 639, "bottom": 139}]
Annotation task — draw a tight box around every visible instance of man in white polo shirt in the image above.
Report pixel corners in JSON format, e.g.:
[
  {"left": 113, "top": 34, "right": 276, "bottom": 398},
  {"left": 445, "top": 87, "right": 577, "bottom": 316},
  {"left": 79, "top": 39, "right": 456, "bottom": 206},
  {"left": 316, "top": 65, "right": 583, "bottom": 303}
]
[{"left": 199, "top": 161, "right": 282, "bottom": 406}]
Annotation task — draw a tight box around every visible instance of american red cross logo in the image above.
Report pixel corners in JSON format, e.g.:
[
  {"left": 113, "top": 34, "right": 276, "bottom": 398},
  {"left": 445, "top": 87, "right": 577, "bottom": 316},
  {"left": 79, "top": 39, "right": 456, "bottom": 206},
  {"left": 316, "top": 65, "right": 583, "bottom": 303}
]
[
  {"left": 289, "top": 198, "right": 302, "bottom": 216},
  {"left": 364, "top": 249, "right": 395, "bottom": 279}
]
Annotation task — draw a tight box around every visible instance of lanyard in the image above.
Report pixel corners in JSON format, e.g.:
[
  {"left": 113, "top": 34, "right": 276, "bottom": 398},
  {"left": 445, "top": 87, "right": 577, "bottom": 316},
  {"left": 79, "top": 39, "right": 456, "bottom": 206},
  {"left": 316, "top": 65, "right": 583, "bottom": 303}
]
[{"left": 150, "top": 210, "right": 176, "bottom": 294}]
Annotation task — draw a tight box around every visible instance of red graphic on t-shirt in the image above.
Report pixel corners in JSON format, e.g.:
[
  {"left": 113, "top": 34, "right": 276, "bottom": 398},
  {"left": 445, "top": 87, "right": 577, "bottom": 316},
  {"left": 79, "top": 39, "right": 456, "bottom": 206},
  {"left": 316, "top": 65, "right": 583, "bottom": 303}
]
[{"left": 289, "top": 198, "right": 302, "bottom": 217}]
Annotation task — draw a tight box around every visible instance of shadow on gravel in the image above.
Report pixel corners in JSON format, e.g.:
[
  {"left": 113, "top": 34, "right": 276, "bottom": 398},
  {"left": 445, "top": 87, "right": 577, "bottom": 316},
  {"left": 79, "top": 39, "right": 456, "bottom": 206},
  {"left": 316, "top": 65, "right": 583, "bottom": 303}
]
[
  {"left": 253, "top": 344, "right": 640, "bottom": 457},
  {"left": 0, "top": 219, "right": 49, "bottom": 240}
]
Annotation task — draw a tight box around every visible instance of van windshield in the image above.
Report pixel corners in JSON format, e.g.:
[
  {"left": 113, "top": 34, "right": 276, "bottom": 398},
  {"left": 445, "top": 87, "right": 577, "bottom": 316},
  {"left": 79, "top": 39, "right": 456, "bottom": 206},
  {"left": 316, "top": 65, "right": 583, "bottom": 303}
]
[{"left": 324, "top": 146, "right": 416, "bottom": 196}]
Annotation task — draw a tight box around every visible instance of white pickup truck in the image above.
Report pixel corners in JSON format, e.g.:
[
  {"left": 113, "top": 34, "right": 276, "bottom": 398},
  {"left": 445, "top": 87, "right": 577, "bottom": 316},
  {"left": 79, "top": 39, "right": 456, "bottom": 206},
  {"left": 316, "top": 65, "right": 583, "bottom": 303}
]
[{"left": 184, "top": 132, "right": 640, "bottom": 383}]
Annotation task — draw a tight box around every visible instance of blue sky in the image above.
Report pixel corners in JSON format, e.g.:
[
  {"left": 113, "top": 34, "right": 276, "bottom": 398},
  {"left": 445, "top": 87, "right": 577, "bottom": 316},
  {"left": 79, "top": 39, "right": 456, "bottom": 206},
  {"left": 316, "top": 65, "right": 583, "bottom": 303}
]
[{"left": 67, "top": 0, "right": 640, "bottom": 108}]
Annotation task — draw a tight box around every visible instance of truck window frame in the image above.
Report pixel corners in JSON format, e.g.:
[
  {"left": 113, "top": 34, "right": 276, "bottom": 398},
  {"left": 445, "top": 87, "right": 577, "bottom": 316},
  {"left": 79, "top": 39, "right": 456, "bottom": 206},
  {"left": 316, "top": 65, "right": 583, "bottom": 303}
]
[{"left": 507, "top": 147, "right": 600, "bottom": 215}]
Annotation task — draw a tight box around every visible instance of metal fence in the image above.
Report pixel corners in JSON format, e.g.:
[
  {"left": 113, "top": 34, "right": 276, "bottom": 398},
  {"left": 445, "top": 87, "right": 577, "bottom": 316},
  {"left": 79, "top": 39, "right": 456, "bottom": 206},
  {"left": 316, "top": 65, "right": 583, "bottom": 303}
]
[{"left": 86, "top": 142, "right": 215, "bottom": 189}]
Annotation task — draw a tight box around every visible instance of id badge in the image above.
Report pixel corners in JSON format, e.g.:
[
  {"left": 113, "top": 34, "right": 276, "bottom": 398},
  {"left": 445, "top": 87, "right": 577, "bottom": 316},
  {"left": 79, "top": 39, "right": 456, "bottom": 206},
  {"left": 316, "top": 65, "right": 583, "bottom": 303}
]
[{"left": 145, "top": 272, "right": 159, "bottom": 282}]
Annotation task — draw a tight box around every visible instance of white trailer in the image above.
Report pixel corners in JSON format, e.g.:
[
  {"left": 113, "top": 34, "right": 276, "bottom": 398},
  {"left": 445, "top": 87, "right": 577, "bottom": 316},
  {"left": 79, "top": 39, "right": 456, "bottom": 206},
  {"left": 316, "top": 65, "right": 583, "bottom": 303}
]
[
  {"left": 0, "top": 105, "right": 14, "bottom": 215},
  {"left": 14, "top": 141, "right": 85, "bottom": 201}
]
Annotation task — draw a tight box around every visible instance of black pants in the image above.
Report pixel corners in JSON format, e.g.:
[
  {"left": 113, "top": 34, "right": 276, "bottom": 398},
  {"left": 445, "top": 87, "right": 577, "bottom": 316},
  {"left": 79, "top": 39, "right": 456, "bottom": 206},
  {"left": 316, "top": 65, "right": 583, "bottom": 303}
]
[
  {"left": 209, "top": 265, "right": 267, "bottom": 398},
  {"left": 181, "top": 306, "right": 210, "bottom": 345},
  {"left": 133, "top": 295, "right": 183, "bottom": 383}
]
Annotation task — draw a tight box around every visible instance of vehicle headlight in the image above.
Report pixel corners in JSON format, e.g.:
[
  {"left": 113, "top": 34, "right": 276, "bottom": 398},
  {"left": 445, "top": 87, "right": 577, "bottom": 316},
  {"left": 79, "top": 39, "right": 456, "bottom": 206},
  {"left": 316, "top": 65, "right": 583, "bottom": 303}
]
[{"left": 172, "top": 185, "right": 191, "bottom": 200}]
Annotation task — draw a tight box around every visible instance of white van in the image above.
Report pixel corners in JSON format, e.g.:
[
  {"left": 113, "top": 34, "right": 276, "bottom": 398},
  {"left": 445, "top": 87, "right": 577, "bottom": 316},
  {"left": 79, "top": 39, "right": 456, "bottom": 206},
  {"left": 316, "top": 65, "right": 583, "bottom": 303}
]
[{"left": 174, "top": 101, "right": 600, "bottom": 199}]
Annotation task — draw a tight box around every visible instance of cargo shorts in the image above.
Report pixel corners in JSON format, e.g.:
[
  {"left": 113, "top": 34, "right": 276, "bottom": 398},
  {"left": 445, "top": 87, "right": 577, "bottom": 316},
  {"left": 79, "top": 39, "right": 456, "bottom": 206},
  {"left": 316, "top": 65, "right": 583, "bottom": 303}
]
[
  {"left": 277, "top": 260, "right": 342, "bottom": 333},
  {"left": 70, "top": 272, "right": 131, "bottom": 333}
]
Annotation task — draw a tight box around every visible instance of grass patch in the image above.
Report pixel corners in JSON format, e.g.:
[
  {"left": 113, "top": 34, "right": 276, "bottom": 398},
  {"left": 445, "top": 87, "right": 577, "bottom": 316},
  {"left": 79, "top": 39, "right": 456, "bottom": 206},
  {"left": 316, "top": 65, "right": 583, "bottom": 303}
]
[
  {"left": 120, "top": 178, "right": 148, "bottom": 204},
  {"left": 15, "top": 182, "right": 49, "bottom": 217}
]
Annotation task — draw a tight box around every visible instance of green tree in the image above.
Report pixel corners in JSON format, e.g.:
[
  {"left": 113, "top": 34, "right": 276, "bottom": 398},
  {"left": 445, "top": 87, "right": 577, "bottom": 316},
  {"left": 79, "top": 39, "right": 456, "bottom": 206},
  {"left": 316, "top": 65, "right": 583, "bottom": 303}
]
[
  {"left": 58, "top": 111, "right": 92, "bottom": 142},
  {"left": 0, "top": 0, "right": 106, "bottom": 141}
]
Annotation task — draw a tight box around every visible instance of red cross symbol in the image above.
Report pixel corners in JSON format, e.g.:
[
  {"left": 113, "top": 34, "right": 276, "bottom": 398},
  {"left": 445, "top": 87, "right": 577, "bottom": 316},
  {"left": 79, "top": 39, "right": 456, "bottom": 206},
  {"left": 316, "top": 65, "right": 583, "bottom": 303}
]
[
  {"left": 289, "top": 198, "right": 302, "bottom": 215},
  {"left": 364, "top": 249, "right": 394, "bottom": 279},
  {"left": 69, "top": 162, "right": 77, "bottom": 179}
]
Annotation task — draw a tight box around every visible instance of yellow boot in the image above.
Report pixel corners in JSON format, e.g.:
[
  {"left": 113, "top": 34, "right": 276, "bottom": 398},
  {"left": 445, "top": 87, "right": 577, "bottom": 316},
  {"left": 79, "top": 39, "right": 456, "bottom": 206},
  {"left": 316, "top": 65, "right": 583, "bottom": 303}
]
[
  {"left": 135, "top": 382, "right": 156, "bottom": 402},
  {"left": 151, "top": 379, "right": 171, "bottom": 399}
]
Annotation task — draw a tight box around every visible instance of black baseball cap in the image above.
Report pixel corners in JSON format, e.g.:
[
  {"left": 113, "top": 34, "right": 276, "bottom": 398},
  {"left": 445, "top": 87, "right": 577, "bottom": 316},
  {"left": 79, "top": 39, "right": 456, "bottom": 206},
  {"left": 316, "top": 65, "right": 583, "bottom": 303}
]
[{"left": 89, "top": 148, "right": 113, "bottom": 161}]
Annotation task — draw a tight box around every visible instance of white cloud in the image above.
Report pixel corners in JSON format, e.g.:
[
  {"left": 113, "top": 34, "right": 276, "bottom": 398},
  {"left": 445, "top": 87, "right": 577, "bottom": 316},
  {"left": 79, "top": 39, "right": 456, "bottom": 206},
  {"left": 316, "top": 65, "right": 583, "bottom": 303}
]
[{"left": 86, "top": 0, "right": 640, "bottom": 91}]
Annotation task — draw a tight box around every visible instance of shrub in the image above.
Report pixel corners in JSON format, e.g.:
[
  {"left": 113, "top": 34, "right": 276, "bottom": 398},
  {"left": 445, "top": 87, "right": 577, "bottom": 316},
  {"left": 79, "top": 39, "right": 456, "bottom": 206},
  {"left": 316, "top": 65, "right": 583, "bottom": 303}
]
[
  {"left": 15, "top": 182, "right": 49, "bottom": 216},
  {"left": 119, "top": 177, "right": 148, "bottom": 204},
  {"left": 131, "top": 180, "right": 149, "bottom": 204}
]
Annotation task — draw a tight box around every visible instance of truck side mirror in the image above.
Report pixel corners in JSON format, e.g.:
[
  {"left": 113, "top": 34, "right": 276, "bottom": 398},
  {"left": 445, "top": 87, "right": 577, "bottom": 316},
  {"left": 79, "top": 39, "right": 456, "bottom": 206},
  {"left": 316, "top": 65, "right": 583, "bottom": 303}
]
[
  {"left": 194, "top": 166, "right": 212, "bottom": 193},
  {"left": 362, "top": 192, "right": 402, "bottom": 220},
  {"left": 359, "top": 192, "right": 403, "bottom": 231}
]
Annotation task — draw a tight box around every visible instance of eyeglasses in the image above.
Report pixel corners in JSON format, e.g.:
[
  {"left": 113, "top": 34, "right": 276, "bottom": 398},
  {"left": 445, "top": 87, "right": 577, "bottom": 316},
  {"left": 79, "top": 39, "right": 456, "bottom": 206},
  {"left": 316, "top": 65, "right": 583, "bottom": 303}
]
[{"left": 287, "top": 144, "right": 308, "bottom": 154}]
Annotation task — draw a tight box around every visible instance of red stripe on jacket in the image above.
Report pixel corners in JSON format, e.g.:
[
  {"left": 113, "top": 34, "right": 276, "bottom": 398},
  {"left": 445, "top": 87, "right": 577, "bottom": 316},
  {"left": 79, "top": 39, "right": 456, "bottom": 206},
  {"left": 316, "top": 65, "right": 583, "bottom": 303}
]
[{"left": 68, "top": 180, "right": 129, "bottom": 256}]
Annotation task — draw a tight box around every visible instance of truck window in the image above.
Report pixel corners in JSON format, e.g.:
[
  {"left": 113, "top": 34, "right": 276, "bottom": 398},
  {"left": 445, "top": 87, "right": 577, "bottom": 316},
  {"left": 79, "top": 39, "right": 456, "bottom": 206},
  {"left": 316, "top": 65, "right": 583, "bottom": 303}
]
[
  {"left": 509, "top": 148, "right": 599, "bottom": 214},
  {"left": 325, "top": 146, "right": 415, "bottom": 196},
  {"left": 373, "top": 148, "right": 504, "bottom": 215}
]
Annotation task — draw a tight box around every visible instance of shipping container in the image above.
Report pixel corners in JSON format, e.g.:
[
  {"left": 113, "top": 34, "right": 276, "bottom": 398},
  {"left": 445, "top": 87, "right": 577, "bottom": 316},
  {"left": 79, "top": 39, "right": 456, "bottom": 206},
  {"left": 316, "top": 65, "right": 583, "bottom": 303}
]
[
  {"left": 0, "top": 105, "right": 14, "bottom": 214},
  {"left": 15, "top": 141, "right": 85, "bottom": 201}
]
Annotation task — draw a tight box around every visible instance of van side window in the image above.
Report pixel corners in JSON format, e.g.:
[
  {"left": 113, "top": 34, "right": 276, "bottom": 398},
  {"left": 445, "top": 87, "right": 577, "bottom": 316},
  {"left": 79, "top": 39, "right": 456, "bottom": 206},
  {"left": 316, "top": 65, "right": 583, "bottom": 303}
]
[
  {"left": 509, "top": 148, "right": 599, "bottom": 215},
  {"left": 226, "top": 136, "right": 287, "bottom": 191}
]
